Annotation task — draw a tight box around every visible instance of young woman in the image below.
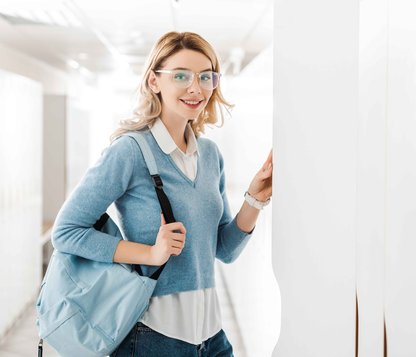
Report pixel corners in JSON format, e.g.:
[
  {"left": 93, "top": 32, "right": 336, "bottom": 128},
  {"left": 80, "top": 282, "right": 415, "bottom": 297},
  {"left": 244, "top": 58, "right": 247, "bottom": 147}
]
[{"left": 52, "top": 31, "right": 272, "bottom": 356}]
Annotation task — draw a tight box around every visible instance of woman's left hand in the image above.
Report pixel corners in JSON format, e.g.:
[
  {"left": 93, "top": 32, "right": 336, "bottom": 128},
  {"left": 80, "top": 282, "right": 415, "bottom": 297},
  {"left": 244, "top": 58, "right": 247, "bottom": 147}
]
[{"left": 247, "top": 149, "right": 273, "bottom": 202}]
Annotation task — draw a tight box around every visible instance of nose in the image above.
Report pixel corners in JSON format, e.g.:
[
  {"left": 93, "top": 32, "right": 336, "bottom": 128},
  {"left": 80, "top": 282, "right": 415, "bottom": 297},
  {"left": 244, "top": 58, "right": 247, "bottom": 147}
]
[{"left": 187, "top": 75, "right": 201, "bottom": 94}]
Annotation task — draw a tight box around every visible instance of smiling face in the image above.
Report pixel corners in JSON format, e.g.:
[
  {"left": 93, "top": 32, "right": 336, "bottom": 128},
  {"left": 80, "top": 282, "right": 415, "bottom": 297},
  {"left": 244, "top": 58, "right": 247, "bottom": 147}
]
[{"left": 148, "top": 49, "right": 214, "bottom": 126}]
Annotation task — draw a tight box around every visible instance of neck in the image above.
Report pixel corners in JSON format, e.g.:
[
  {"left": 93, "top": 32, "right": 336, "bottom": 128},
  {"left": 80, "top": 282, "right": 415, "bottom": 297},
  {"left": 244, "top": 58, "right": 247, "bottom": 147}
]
[{"left": 159, "top": 116, "right": 188, "bottom": 152}]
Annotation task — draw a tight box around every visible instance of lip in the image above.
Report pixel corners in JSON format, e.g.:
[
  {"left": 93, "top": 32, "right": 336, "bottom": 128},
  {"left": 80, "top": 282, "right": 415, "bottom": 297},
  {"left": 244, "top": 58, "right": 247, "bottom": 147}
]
[
  {"left": 180, "top": 98, "right": 204, "bottom": 102},
  {"left": 180, "top": 99, "right": 204, "bottom": 109}
]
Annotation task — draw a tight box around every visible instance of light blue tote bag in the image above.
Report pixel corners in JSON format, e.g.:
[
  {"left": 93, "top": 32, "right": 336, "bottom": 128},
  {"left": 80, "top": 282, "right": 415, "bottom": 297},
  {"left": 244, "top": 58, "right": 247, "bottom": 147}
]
[{"left": 36, "top": 132, "right": 176, "bottom": 357}]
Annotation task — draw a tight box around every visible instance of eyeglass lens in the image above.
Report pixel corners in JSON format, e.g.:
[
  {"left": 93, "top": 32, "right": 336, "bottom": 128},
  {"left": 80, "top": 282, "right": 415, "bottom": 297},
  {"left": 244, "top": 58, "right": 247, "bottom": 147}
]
[{"left": 172, "top": 70, "right": 219, "bottom": 90}]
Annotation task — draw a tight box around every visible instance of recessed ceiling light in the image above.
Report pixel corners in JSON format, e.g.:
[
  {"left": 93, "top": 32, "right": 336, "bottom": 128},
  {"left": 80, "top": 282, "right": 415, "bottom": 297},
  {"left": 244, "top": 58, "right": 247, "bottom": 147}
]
[
  {"left": 130, "top": 31, "right": 142, "bottom": 39},
  {"left": 171, "top": 0, "right": 180, "bottom": 9},
  {"left": 79, "top": 67, "right": 92, "bottom": 77},
  {"left": 77, "top": 52, "right": 88, "bottom": 60},
  {"left": 0, "top": 2, "right": 82, "bottom": 28},
  {"left": 67, "top": 59, "right": 80, "bottom": 69}
]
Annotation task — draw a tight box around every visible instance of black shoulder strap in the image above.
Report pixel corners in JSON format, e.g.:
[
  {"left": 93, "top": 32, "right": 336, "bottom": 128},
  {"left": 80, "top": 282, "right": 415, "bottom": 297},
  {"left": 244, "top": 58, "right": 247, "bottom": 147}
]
[{"left": 122, "top": 132, "right": 176, "bottom": 280}]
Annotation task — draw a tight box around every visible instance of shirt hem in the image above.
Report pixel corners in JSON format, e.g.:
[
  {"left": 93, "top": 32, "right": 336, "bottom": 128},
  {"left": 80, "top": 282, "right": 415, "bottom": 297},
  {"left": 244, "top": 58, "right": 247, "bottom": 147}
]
[{"left": 138, "top": 319, "right": 222, "bottom": 345}]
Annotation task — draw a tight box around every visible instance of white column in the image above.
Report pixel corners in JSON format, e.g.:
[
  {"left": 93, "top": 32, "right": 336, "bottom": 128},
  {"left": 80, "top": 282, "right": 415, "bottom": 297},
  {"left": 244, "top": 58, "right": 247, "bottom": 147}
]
[
  {"left": 273, "top": 0, "right": 359, "bottom": 355},
  {"left": 274, "top": 0, "right": 416, "bottom": 355},
  {"left": 385, "top": 0, "right": 416, "bottom": 355},
  {"left": 356, "top": 0, "right": 388, "bottom": 356},
  {"left": 43, "top": 95, "right": 66, "bottom": 224}
]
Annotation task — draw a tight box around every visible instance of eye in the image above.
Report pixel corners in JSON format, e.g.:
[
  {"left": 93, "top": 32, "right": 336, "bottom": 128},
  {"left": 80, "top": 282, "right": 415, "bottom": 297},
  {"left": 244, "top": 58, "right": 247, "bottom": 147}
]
[
  {"left": 200, "top": 72, "right": 213, "bottom": 81},
  {"left": 173, "top": 71, "right": 191, "bottom": 81}
]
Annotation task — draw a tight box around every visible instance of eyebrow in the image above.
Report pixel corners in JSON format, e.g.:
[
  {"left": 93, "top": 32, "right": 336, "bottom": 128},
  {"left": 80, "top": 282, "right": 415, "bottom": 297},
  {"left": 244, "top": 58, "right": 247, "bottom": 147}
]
[{"left": 172, "top": 67, "right": 213, "bottom": 72}]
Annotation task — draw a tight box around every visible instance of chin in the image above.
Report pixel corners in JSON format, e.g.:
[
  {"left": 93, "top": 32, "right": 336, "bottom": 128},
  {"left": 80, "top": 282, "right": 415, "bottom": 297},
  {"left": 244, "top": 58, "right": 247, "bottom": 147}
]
[{"left": 183, "top": 112, "right": 202, "bottom": 121}]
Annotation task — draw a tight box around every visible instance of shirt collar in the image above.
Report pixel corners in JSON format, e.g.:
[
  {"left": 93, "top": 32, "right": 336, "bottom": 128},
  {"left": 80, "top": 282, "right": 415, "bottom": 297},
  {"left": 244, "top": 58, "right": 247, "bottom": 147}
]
[{"left": 149, "top": 117, "right": 199, "bottom": 156}]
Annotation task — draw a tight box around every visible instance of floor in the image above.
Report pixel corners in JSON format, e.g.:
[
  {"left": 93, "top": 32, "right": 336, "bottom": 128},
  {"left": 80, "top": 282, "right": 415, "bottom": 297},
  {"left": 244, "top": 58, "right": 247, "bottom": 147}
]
[{"left": 0, "top": 264, "right": 247, "bottom": 357}]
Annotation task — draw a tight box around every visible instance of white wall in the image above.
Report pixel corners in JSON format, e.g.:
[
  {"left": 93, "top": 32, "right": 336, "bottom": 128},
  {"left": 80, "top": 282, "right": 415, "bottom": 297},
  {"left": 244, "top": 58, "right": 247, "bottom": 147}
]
[
  {"left": 0, "top": 42, "right": 102, "bottom": 341},
  {"left": 0, "top": 69, "right": 43, "bottom": 338},
  {"left": 0, "top": 42, "right": 94, "bottom": 222},
  {"left": 0, "top": 42, "right": 67, "bottom": 95},
  {"left": 0, "top": 42, "right": 72, "bottom": 340}
]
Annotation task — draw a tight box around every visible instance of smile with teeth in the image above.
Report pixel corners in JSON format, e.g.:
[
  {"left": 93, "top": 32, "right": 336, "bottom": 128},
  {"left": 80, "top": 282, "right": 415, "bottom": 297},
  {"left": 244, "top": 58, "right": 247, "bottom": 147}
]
[{"left": 181, "top": 99, "right": 203, "bottom": 105}]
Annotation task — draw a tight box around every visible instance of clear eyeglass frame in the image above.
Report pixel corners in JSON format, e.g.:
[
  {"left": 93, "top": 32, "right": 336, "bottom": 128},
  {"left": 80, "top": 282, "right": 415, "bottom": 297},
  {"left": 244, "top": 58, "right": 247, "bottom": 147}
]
[{"left": 154, "top": 69, "right": 221, "bottom": 90}]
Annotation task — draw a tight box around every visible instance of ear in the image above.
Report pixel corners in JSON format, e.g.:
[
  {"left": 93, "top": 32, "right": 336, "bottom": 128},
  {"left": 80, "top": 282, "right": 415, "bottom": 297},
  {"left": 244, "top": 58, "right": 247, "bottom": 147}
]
[{"left": 148, "top": 71, "right": 160, "bottom": 93}]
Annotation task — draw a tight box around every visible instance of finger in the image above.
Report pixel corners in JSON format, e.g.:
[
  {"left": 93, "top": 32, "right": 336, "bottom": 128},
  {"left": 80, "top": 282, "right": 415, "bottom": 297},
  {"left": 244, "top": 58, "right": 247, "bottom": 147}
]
[
  {"left": 172, "top": 234, "right": 186, "bottom": 243},
  {"left": 171, "top": 247, "right": 182, "bottom": 256},
  {"left": 164, "top": 222, "right": 187, "bottom": 234},
  {"left": 266, "top": 151, "right": 273, "bottom": 168},
  {"left": 160, "top": 212, "right": 166, "bottom": 226},
  {"left": 171, "top": 240, "right": 184, "bottom": 249},
  {"left": 258, "top": 167, "right": 273, "bottom": 179},
  {"left": 261, "top": 151, "right": 273, "bottom": 171}
]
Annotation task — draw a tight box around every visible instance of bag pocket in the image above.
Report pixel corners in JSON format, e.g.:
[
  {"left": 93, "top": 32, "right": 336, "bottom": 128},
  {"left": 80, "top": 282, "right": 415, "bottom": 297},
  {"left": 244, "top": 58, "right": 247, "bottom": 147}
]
[
  {"left": 39, "top": 299, "right": 115, "bottom": 357},
  {"left": 38, "top": 299, "right": 78, "bottom": 339}
]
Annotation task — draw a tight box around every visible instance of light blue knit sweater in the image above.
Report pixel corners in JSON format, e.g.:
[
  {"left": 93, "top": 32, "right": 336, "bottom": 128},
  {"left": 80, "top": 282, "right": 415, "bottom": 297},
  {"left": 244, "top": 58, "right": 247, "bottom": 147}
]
[{"left": 51, "top": 129, "right": 253, "bottom": 296}]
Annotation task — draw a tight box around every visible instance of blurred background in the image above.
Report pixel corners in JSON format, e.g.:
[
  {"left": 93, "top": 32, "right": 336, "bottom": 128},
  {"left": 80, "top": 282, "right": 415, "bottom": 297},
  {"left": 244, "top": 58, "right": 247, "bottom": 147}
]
[{"left": 0, "top": 0, "right": 278, "bottom": 356}]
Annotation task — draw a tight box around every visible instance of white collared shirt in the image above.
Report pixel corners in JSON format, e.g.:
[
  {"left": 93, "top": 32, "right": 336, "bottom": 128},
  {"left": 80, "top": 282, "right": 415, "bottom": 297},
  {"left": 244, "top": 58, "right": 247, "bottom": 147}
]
[
  {"left": 139, "top": 118, "right": 222, "bottom": 344},
  {"left": 150, "top": 117, "right": 199, "bottom": 180}
]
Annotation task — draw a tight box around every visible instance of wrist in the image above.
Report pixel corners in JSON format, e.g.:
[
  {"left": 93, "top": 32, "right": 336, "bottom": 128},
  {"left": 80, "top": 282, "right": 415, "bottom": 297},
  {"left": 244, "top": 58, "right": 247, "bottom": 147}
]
[
  {"left": 244, "top": 191, "right": 270, "bottom": 210},
  {"left": 147, "top": 245, "right": 158, "bottom": 266},
  {"left": 113, "top": 241, "right": 154, "bottom": 265},
  {"left": 135, "top": 243, "right": 154, "bottom": 265},
  {"left": 247, "top": 189, "right": 267, "bottom": 202}
]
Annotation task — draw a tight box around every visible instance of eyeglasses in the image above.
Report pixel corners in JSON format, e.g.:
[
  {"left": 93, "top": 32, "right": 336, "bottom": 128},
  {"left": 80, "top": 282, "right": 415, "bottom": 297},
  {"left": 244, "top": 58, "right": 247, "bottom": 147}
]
[{"left": 154, "top": 69, "right": 221, "bottom": 90}]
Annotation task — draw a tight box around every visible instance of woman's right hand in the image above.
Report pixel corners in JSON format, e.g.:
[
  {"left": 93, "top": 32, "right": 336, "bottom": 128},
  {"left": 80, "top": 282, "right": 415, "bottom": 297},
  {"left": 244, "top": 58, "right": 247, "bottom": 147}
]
[{"left": 149, "top": 213, "right": 187, "bottom": 266}]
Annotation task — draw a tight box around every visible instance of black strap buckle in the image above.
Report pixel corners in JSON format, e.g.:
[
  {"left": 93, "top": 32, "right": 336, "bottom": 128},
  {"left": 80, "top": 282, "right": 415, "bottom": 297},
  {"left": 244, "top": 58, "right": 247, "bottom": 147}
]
[
  {"left": 38, "top": 339, "right": 43, "bottom": 357},
  {"left": 151, "top": 175, "right": 163, "bottom": 189}
]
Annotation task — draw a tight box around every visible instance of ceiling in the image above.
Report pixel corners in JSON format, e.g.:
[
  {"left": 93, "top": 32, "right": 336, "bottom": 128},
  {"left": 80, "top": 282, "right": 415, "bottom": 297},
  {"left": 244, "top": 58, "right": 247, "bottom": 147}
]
[{"left": 0, "top": 0, "right": 273, "bottom": 78}]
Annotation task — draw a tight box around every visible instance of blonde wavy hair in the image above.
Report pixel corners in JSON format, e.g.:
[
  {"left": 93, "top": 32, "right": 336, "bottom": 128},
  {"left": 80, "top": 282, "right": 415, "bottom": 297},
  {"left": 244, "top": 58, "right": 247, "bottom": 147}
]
[{"left": 110, "top": 31, "right": 234, "bottom": 142}]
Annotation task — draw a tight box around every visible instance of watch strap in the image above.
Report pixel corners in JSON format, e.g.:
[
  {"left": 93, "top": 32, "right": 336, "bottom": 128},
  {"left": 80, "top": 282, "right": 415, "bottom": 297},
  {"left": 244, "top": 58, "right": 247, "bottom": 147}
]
[{"left": 244, "top": 191, "right": 270, "bottom": 209}]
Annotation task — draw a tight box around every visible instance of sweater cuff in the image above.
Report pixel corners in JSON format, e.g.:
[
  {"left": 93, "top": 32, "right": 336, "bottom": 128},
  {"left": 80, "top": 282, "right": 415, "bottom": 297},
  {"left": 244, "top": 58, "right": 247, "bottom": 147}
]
[
  {"left": 66, "top": 229, "right": 123, "bottom": 263},
  {"left": 230, "top": 215, "right": 255, "bottom": 239},
  {"left": 106, "top": 236, "right": 124, "bottom": 263}
]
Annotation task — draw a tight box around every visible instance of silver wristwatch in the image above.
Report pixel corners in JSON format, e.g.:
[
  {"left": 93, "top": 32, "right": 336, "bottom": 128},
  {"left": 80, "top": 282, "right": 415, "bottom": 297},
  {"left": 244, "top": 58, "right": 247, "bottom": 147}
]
[{"left": 244, "top": 191, "right": 271, "bottom": 210}]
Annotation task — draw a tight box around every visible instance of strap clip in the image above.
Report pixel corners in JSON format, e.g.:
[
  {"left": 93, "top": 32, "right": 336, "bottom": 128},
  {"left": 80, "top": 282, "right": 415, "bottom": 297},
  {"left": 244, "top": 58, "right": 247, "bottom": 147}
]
[
  {"left": 38, "top": 339, "right": 43, "bottom": 357},
  {"left": 151, "top": 175, "right": 163, "bottom": 189}
]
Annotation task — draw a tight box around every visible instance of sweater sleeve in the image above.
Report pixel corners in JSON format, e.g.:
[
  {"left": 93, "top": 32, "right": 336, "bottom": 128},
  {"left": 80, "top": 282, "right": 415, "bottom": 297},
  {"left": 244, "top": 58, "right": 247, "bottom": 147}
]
[
  {"left": 51, "top": 136, "right": 137, "bottom": 263},
  {"left": 215, "top": 149, "right": 253, "bottom": 264}
]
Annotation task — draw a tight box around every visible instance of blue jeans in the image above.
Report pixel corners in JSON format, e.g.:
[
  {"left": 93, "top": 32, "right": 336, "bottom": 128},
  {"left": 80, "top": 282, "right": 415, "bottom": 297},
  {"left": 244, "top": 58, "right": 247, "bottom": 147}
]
[{"left": 110, "top": 322, "right": 234, "bottom": 357}]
